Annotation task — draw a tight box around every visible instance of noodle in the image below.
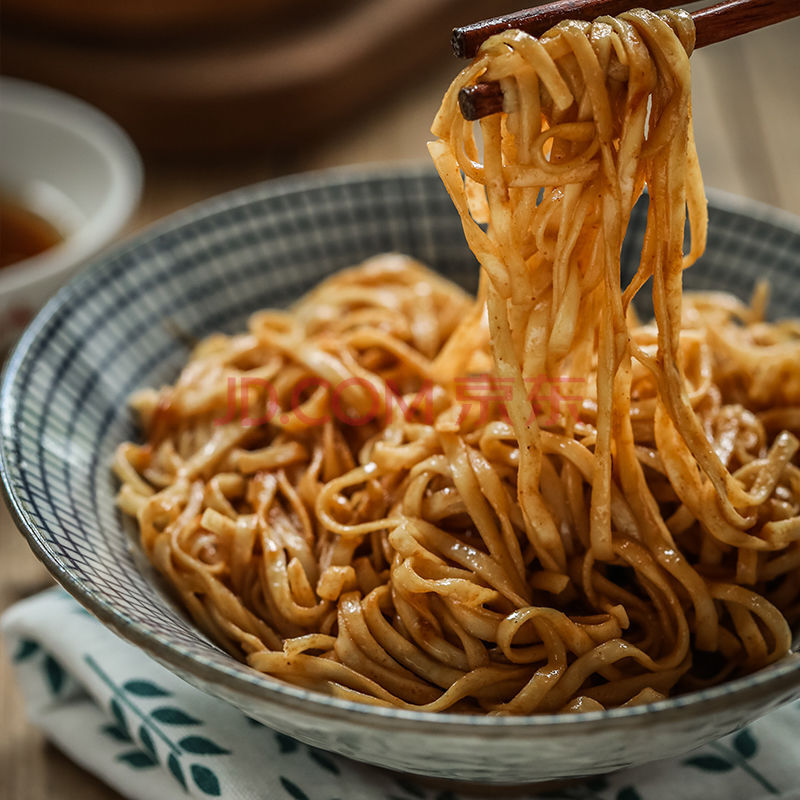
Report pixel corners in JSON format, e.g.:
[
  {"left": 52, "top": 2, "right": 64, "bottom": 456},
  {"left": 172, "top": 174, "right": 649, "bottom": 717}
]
[{"left": 115, "top": 9, "right": 800, "bottom": 714}]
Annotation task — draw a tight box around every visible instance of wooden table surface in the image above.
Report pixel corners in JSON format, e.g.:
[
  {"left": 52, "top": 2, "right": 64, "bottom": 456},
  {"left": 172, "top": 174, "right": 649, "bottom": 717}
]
[{"left": 1, "top": 19, "right": 799, "bottom": 800}]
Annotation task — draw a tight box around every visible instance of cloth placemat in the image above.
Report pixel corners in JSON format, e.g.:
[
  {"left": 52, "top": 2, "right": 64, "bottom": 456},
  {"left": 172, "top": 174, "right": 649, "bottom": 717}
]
[{"left": 3, "top": 587, "right": 799, "bottom": 800}]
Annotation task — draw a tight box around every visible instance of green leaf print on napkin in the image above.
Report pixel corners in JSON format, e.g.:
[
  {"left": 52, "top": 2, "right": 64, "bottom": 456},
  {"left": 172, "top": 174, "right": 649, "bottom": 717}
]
[
  {"left": 117, "top": 750, "right": 158, "bottom": 769},
  {"left": 12, "top": 638, "right": 40, "bottom": 662},
  {"left": 280, "top": 776, "right": 311, "bottom": 800},
  {"left": 151, "top": 707, "right": 201, "bottom": 725},
  {"left": 103, "top": 693, "right": 227, "bottom": 795},
  {"left": 733, "top": 729, "right": 758, "bottom": 758},
  {"left": 179, "top": 735, "right": 230, "bottom": 755},
  {"left": 191, "top": 764, "right": 222, "bottom": 796},
  {"left": 684, "top": 729, "right": 779, "bottom": 795},
  {"left": 167, "top": 753, "right": 187, "bottom": 790},
  {"left": 123, "top": 680, "right": 171, "bottom": 697},
  {"left": 110, "top": 699, "right": 130, "bottom": 737},
  {"left": 138, "top": 725, "right": 158, "bottom": 760},
  {"left": 276, "top": 732, "right": 299, "bottom": 753},
  {"left": 43, "top": 654, "right": 66, "bottom": 694},
  {"left": 101, "top": 723, "right": 132, "bottom": 743},
  {"left": 86, "top": 657, "right": 227, "bottom": 796},
  {"left": 684, "top": 755, "right": 735, "bottom": 772},
  {"left": 307, "top": 748, "right": 341, "bottom": 775}
]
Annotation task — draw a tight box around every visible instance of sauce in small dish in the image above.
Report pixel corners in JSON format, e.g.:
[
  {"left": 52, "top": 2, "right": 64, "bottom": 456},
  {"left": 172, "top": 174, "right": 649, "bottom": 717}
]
[{"left": 0, "top": 199, "right": 64, "bottom": 268}]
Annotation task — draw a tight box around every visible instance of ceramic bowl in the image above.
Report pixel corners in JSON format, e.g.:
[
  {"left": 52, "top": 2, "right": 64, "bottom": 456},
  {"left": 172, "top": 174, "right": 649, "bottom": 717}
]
[
  {"left": 0, "top": 77, "right": 142, "bottom": 351},
  {"left": 2, "top": 164, "right": 799, "bottom": 784}
]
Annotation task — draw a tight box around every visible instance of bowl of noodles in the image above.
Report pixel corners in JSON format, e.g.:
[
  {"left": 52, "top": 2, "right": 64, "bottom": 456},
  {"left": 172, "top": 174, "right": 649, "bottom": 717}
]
[{"left": 2, "top": 9, "right": 800, "bottom": 785}]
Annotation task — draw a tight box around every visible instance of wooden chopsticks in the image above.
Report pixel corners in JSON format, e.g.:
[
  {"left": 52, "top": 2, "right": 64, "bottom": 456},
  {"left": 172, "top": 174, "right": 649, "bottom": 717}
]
[
  {"left": 455, "top": 0, "right": 800, "bottom": 120},
  {"left": 453, "top": 0, "right": 674, "bottom": 59}
]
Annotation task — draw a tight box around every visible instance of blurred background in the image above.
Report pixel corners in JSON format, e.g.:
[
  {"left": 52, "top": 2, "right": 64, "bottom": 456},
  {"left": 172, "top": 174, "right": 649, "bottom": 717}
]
[
  {"left": 2, "top": 0, "right": 797, "bottom": 228},
  {"left": 1, "top": 2, "right": 799, "bottom": 799}
]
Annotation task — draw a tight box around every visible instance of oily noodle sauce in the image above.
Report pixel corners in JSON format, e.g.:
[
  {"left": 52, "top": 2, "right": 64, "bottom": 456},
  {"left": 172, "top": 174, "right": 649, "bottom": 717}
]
[{"left": 0, "top": 200, "right": 63, "bottom": 269}]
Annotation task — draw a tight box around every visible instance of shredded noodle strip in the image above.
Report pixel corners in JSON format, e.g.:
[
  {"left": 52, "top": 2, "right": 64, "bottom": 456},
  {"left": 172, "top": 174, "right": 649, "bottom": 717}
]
[{"left": 116, "top": 10, "right": 800, "bottom": 714}]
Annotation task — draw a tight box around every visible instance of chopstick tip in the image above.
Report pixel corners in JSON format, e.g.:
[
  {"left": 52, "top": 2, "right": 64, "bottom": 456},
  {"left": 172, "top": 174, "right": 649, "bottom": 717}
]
[
  {"left": 458, "top": 84, "right": 504, "bottom": 122},
  {"left": 457, "top": 87, "right": 478, "bottom": 121},
  {"left": 451, "top": 27, "right": 469, "bottom": 59}
]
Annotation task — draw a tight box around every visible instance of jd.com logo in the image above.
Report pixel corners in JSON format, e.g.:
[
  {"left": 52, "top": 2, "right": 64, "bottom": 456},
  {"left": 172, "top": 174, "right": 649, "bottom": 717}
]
[{"left": 215, "top": 375, "right": 585, "bottom": 427}]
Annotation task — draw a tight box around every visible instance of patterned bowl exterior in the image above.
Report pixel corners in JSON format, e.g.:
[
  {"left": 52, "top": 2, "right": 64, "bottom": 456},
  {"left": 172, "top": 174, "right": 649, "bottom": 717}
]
[{"left": 2, "top": 164, "right": 800, "bottom": 784}]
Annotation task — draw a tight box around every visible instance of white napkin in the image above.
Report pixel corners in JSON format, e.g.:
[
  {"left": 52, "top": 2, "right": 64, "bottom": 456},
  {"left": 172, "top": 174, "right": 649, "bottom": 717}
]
[{"left": 2, "top": 587, "right": 799, "bottom": 800}]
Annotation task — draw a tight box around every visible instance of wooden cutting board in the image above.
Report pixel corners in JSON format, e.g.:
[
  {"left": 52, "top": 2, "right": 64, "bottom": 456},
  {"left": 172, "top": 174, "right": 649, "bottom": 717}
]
[{"left": 1, "top": 0, "right": 520, "bottom": 156}]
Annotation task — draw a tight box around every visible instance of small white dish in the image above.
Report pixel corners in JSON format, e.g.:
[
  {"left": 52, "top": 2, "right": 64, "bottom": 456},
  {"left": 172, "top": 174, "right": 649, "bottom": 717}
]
[{"left": 0, "top": 77, "right": 142, "bottom": 350}]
